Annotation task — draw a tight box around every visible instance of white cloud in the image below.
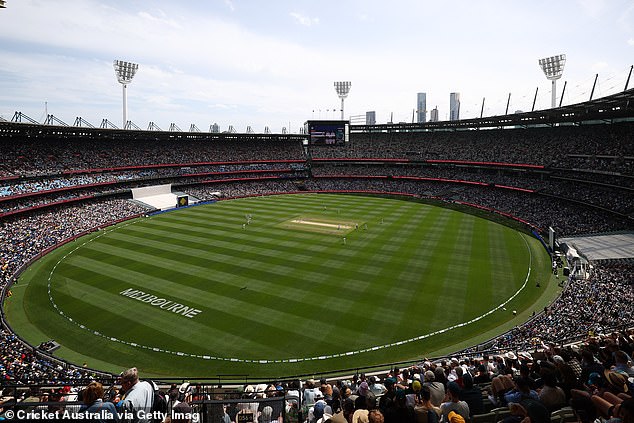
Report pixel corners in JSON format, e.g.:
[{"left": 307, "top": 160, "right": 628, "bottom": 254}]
[
  {"left": 578, "top": 0, "right": 607, "bottom": 18},
  {"left": 224, "top": 0, "right": 235, "bottom": 12},
  {"left": 137, "top": 10, "right": 183, "bottom": 30},
  {"left": 591, "top": 61, "right": 609, "bottom": 72},
  {"left": 628, "top": 38, "right": 634, "bottom": 46},
  {"left": 289, "top": 12, "right": 319, "bottom": 27},
  {"left": 617, "top": 3, "right": 634, "bottom": 32}
]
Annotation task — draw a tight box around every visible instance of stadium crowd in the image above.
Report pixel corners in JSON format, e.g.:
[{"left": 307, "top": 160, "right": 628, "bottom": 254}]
[
  {"left": 484, "top": 263, "right": 634, "bottom": 351},
  {"left": 2, "top": 323, "right": 633, "bottom": 423},
  {"left": 0, "top": 138, "right": 305, "bottom": 177},
  {"left": 311, "top": 123, "right": 634, "bottom": 168},
  {"left": 0, "top": 163, "right": 305, "bottom": 198},
  {"left": 0, "top": 122, "right": 633, "bottom": 422}
]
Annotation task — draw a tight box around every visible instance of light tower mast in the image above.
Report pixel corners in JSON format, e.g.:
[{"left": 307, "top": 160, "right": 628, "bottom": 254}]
[
  {"left": 113, "top": 60, "right": 139, "bottom": 127},
  {"left": 334, "top": 81, "right": 352, "bottom": 120},
  {"left": 538, "top": 54, "right": 566, "bottom": 109}
]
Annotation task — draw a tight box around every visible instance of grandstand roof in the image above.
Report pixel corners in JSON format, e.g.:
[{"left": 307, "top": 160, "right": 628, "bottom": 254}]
[
  {"left": 1, "top": 88, "right": 634, "bottom": 140},
  {"left": 560, "top": 232, "right": 634, "bottom": 261},
  {"left": 354, "top": 88, "right": 634, "bottom": 132}
]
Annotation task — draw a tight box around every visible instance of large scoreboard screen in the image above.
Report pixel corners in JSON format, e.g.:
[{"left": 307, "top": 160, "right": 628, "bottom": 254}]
[{"left": 305, "top": 120, "right": 349, "bottom": 145}]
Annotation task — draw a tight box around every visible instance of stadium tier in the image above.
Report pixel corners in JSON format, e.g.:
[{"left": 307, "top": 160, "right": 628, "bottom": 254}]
[{"left": 0, "top": 107, "right": 633, "bottom": 422}]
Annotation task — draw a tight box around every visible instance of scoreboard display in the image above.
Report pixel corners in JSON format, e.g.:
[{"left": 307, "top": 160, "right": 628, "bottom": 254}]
[{"left": 305, "top": 120, "right": 349, "bottom": 145}]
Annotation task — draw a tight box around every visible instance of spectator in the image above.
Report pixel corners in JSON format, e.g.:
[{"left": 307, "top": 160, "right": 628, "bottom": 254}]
[
  {"left": 79, "top": 381, "right": 118, "bottom": 423},
  {"left": 117, "top": 367, "right": 154, "bottom": 423},
  {"left": 439, "top": 382, "right": 469, "bottom": 423}
]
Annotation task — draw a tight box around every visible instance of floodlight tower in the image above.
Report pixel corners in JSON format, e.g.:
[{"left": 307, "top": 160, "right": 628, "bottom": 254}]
[
  {"left": 113, "top": 60, "right": 139, "bottom": 127},
  {"left": 334, "top": 81, "right": 351, "bottom": 120},
  {"left": 538, "top": 54, "right": 566, "bottom": 108}
]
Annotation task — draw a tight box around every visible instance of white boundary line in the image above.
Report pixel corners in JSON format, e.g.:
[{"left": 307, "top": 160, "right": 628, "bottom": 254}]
[{"left": 46, "top": 214, "right": 534, "bottom": 364}]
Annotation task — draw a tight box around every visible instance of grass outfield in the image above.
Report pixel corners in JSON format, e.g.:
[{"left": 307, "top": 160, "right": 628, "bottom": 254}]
[{"left": 5, "top": 194, "right": 557, "bottom": 378}]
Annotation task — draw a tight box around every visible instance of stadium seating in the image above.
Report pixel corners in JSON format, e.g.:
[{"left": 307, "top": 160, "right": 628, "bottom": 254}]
[{"left": 0, "top": 119, "right": 633, "bottom": 423}]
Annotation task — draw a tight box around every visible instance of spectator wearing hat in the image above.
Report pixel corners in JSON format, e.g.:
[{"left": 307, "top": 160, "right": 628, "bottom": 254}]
[
  {"left": 355, "top": 381, "right": 370, "bottom": 409},
  {"left": 369, "top": 376, "right": 387, "bottom": 396},
  {"left": 447, "top": 411, "right": 465, "bottom": 423},
  {"left": 604, "top": 370, "right": 630, "bottom": 396},
  {"left": 353, "top": 390, "right": 376, "bottom": 422},
  {"left": 440, "top": 382, "right": 469, "bottom": 423},
  {"left": 405, "top": 380, "right": 423, "bottom": 409},
  {"left": 423, "top": 371, "right": 445, "bottom": 408},
  {"left": 171, "top": 400, "right": 193, "bottom": 423},
  {"left": 311, "top": 402, "right": 333, "bottom": 423},
  {"left": 552, "top": 354, "right": 581, "bottom": 399},
  {"left": 308, "top": 392, "right": 327, "bottom": 423},
  {"left": 378, "top": 378, "right": 397, "bottom": 415}
]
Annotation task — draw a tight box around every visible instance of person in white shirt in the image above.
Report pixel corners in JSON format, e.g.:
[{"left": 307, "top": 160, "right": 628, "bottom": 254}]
[{"left": 118, "top": 367, "right": 155, "bottom": 423}]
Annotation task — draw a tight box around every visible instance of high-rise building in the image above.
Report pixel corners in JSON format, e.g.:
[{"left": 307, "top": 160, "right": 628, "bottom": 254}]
[
  {"left": 366, "top": 111, "right": 376, "bottom": 125},
  {"left": 430, "top": 107, "right": 439, "bottom": 122},
  {"left": 450, "top": 92, "right": 460, "bottom": 121},
  {"left": 416, "top": 93, "right": 427, "bottom": 123}
]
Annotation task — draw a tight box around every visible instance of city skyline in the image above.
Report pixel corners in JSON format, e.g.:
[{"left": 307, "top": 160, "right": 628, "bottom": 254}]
[{"left": 0, "top": 1, "right": 633, "bottom": 132}]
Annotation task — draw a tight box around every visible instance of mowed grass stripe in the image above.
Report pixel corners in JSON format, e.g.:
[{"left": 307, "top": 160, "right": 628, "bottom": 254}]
[
  {"left": 463, "top": 218, "right": 493, "bottom": 315},
  {"left": 112, "top": 225, "right": 336, "bottom": 270},
  {"left": 132, "top": 220, "right": 335, "bottom": 258},
  {"left": 424, "top": 210, "right": 472, "bottom": 328},
  {"left": 372, "top": 206, "right": 456, "bottom": 332},
  {"left": 395, "top": 207, "right": 457, "bottom": 330},
  {"left": 487, "top": 222, "right": 523, "bottom": 299},
  {"left": 82, "top": 232, "right": 397, "bottom": 313},
  {"left": 113, "top": 212, "right": 424, "bottom": 302},
  {"left": 176, "top": 194, "right": 378, "bottom": 225},
  {"left": 51, "top": 276, "right": 285, "bottom": 357},
  {"left": 59, "top": 248, "right": 400, "bottom": 349},
  {"left": 53, "top": 260, "right": 368, "bottom": 357}
]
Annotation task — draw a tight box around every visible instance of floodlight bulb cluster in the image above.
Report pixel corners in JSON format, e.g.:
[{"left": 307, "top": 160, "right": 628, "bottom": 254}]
[
  {"left": 539, "top": 54, "right": 566, "bottom": 80},
  {"left": 113, "top": 60, "right": 139, "bottom": 85},
  {"left": 334, "top": 81, "right": 352, "bottom": 98}
]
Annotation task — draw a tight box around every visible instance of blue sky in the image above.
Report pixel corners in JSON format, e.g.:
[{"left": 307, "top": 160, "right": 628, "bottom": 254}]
[{"left": 0, "top": 0, "right": 633, "bottom": 132}]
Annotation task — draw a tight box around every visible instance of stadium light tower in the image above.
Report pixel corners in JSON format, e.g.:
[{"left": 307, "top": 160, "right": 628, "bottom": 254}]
[
  {"left": 334, "top": 81, "right": 352, "bottom": 120},
  {"left": 113, "top": 60, "right": 139, "bottom": 127},
  {"left": 538, "top": 54, "right": 566, "bottom": 108}
]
